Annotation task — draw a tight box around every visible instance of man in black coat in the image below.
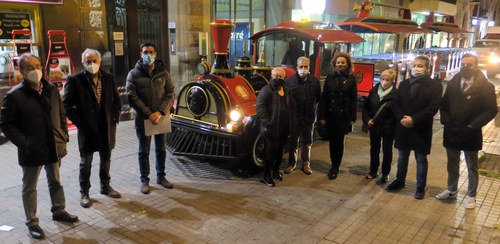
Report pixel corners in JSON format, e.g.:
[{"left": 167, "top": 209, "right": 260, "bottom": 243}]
[
  {"left": 436, "top": 54, "right": 497, "bottom": 209},
  {"left": 285, "top": 56, "right": 321, "bottom": 175},
  {"left": 0, "top": 53, "right": 78, "bottom": 239},
  {"left": 386, "top": 56, "right": 443, "bottom": 199},
  {"left": 64, "top": 49, "right": 122, "bottom": 208},
  {"left": 126, "top": 43, "right": 175, "bottom": 194}
]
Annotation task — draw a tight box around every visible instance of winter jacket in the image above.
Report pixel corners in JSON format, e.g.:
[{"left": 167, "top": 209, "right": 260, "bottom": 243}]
[
  {"left": 256, "top": 79, "right": 289, "bottom": 139},
  {"left": 441, "top": 69, "right": 497, "bottom": 151},
  {"left": 285, "top": 73, "right": 321, "bottom": 127},
  {"left": 362, "top": 83, "right": 397, "bottom": 137},
  {"left": 126, "top": 60, "right": 175, "bottom": 130}
]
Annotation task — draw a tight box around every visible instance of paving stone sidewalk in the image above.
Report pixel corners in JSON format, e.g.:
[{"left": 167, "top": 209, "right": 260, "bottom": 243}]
[{"left": 0, "top": 117, "right": 498, "bottom": 243}]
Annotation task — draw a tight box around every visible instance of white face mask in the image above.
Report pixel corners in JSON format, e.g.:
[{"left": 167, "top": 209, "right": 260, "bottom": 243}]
[
  {"left": 297, "top": 67, "right": 309, "bottom": 78},
  {"left": 411, "top": 67, "right": 426, "bottom": 77},
  {"left": 143, "top": 54, "right": 155, "bottom": 65},
  {"left": 85, "top": 63, "right": 100, "bottom": 74},
  {"left": 25, "top": 69, "right": 43, "bottom": 84}
]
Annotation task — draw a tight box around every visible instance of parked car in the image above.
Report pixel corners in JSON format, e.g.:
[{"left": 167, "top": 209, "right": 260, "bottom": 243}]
[{"left": 472, "top": 39, "right": 500, "bottom": 78}]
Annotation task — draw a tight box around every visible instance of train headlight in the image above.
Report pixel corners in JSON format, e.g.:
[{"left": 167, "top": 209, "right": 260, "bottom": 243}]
[{"left": 229, "top": 109, "right": 243, "bottom": 122}]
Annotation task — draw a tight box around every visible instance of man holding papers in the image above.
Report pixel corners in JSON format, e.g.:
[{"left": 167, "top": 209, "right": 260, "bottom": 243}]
[{"left": 126, "top": 43, "right": 175, "bottom": 194}]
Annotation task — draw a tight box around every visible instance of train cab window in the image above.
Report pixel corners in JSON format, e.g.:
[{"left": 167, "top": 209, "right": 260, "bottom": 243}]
[{"left": 280, "top": 38, "right": 305, "bottom": 67}]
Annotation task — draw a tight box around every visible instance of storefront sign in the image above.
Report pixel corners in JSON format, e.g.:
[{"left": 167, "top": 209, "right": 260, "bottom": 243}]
[
  {"left": 229, "top": 22, "right": 251, "bottom": 65},
  {"left": 0, "top": 13, "right": 31, "bottom": 39},
  {"left": 0, "top": 0, "right": 63, "bottom": 4}
]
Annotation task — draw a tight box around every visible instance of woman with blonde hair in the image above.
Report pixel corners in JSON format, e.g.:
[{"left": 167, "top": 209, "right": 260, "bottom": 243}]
[{"left": 362, "top": 69, "right": 398, "bottom": 184}]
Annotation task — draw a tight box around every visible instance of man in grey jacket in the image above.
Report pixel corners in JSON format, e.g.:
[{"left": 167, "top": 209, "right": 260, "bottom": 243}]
[{"left": 126, "top": 43, "right": 175, "bottom": 194}]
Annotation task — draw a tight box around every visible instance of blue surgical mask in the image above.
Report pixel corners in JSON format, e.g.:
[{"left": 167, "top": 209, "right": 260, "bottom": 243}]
[{"left": 143, "top": 55, "right": 155, "bottom": 65}]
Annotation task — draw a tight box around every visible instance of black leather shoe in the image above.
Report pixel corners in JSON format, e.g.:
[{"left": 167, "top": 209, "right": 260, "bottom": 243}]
[
  {"left": 28, "top": 225, "right": 45, "bottom": 239},
  {"left": 100, "top": 186, "right": 121, "bottom": 198},
  {"left": 328, "top": 170, "right": 338, "bottom": 180},
  {"left": 157, "top": 177, "right": 174, "bottom": 189},
  {"left": 272, "top": 171, "right": 283, "bottom": 181},
  {"left": 53, "top": 211, "right": 79, "bottom": 223},
  {"left": 386, "top": 180, "right": 405, "bottom": 192},
  {"left": 80, "top": 193, "right": 91, "bottom": 208}
]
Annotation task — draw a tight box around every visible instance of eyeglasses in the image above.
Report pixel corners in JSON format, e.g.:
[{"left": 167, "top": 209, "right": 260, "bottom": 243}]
[{"left": 23, "top": 65, "right": 42, "bottom": 71}]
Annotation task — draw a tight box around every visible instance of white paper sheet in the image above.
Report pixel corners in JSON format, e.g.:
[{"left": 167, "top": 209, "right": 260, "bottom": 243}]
[
  {"left": 144, "top": 116, "right": 171, "bottom": 136},
  {"left": 0, "top": 225, "right": 14, "bottom": 231}
]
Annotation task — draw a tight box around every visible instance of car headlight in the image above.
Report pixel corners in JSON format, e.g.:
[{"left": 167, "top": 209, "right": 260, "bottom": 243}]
[
  {"left": 489, "top": 55, "right": 500, "bottom": 63},
  {"left": 229, "top": 109, "right": 243, "bottom": 122}
]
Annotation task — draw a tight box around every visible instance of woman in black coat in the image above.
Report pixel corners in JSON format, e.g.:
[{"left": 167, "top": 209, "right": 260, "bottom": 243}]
[
  {"left": 318, "top": 52, "right": 357, "bottom": 180},
  {"left": 362, "top": 69, "right": 397, "bottom": 184},
  {"left": 256, "top": 68, "right": 289, "bottom": 187}
]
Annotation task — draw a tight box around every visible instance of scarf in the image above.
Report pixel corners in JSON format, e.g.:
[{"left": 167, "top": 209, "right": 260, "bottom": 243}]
[{"left": 377, "top": 84, "right": 393, "bottom": 100}]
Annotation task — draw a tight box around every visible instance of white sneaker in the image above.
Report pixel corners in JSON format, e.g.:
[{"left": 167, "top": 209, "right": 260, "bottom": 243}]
[
  {"left": 435, "top": 189, "right": 458, "bottom": 200},
  {"left": 465, "top": 196, "right": 476, "bottom": 209}
]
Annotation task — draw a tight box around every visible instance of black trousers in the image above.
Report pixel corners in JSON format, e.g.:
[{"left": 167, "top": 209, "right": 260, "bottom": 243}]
[
  {"left": 369, "top": 129, "right": 395, "bottom": 176},
  {"left": 264, "top": 135, "right": 288, "bottom": 178},
  {"left": 79, "top": 149, "right": 111, "bottom": 193},
  {"left": 328, "top": 132, "right": 345, "bottom": 173}
]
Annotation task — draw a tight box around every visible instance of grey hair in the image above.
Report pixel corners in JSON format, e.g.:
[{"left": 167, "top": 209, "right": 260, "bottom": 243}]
[
  {"left": 18, "top": 53, "right": 40, "bottom": 70},
  {"left": 81, "top": 48, "right": 101, "bottom": 63},
  {"left": 297, "top": 56, "right": 310, "bottom": 64},
  {"left": 271, "top": 67, "right": 285, "bottom": 79}
]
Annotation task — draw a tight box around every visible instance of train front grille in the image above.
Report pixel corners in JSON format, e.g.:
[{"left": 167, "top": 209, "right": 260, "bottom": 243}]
[{"left": 166, "top": 125, "right": 238, "bottom": 160}]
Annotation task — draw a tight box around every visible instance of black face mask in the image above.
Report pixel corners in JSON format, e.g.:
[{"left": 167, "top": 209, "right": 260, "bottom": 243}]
[
  {"left": 460, "top": 67, "right": 474, "bottom": 79},
  {"left": 273, "top": 78, "right": 285, "bottom": 86}
]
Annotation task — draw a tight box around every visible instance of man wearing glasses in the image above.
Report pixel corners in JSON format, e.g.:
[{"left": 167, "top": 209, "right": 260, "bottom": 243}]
[
  {"left": 126, "top": 43, "right": 175, "bottom": 194},
  {"left": 284, "top": 56, "right": 321, "bottom": 175},
  {"left": 1, "top": 53, "right": 78, "bottom": 239}
]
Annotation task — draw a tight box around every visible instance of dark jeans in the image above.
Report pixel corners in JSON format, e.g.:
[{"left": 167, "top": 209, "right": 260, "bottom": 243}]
[
  {"left": 395, "top": 149, "right": 428, "bottom": 192},
  {"left": 328, "top": 132, "right": 345, "bottom": 173},
  {"left": 369, "top": 129, "right": 395, "bottom": 176},
  {"left": 136, "top": 129, "right": 166, "bottom": 182},
  {"left": 79, "top": 149, "right": 111, "bottom": 193},
  {"left": 264, "top": 135, "right": 288, "bottom": 178}
]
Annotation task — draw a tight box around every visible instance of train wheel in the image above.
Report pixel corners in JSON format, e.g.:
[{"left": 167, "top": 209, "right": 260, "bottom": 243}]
[{"left": 248, "top": 132, "right": 266, "bottom": 171}]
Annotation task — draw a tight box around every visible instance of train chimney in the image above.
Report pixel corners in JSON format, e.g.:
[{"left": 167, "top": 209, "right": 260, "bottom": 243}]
[{"left": 210, "top": 19, "right": 233, "bottom": 77}]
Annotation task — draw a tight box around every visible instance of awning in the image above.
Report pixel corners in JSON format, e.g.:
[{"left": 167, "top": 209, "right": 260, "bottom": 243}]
[
  {"left": 420, "top": 22, "right": 472, "bottom": 34},
  {"left": 338, "top": 17, "right": 432, "bottom": 34},
  {"left": 250, "top": 21, "right": 365, "bottom": 43}
]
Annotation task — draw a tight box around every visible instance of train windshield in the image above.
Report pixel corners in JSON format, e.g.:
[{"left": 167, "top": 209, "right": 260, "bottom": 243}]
[{"left": 254, "top": 32, "right": 349, "bottom": 76}]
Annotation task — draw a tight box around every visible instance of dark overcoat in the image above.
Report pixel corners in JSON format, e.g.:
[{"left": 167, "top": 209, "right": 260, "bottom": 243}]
[
  {"left": 63, "top": 70, "right": 121, "bottom": 152},
  {"left": 0, "top": 79, "right": 66, "bottom": 166},
  {"left": 393, "top": 75, "right": 442, "bottom": 154},
  {"left": 362, "top": 83, "right": 397, "bottom": 137},
  {"left": 441, "top": 69, "right": 497, "bottom": 151},
  {"left": 318, "top": 70, "right": 357, "bottom": 134}
]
